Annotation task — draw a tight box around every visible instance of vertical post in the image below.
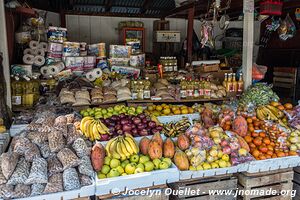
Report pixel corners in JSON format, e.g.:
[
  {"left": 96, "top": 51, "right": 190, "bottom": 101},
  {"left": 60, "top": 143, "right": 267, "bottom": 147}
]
[
  {"left": 60, "top": 10, "right": 66, "bottom": 27},
  {"left": 242, "top": 0, "right": 254, "bottom": 89},
  {"left": 0, "top": 1, "right": 11, "bottom": 108},
  {"left": 187, "top": 4, "right": 195, "bottom": 63}
]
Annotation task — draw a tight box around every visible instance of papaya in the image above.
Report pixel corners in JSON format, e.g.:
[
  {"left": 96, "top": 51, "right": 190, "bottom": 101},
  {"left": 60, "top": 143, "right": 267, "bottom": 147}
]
[
  {"left": 232, "top": 116, "right": 248, "bottom": 137},
  {"left": 173, "top": 150, "right": 189, "bottom": 170},
  {"left": 148, "top": 140, "right": 162, "bottom": 160},
  {"left": 163, "top": 138, "right": 175, "bottom": 158},
  {"left": 152, "top": 132, "right": 163, "bottom": 148},
  {"left": 139, "top": 137, "right": 151, "bottom": 155},
  {"left": 177, "top": 134, "right": 190, "bottom": 151},
  {"left": 91, "top": 143, "right": 105, "bottom": 172}
]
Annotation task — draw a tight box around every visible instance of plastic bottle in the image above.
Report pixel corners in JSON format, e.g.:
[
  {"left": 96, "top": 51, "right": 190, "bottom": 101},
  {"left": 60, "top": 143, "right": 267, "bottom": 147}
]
[
  {"left": 232, "top": 73, "right": 238, "bottom": 92},
  {"left": 193, "top": 79, "right": 199, "bottom": 99},
  {"left": 204, "top": 78, "right": 211, "bottom": 99},
  {"left": 180, "top": 77, "right": 187, "bottom": 99},
  {"left": 186, "top": 78, "right": 194, "bottom": 99},
  {"left": 237, "top": 73, "right": 244, "bottom": 94},
  {"left": 11, "top": 75, "right": 22, "bottom": 107},
  {"left": 143, "top": 77, "right": 151, "bottom": 100}
]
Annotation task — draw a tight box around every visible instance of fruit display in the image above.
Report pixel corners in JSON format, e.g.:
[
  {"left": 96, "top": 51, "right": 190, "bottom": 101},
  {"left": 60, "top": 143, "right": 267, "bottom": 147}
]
[
  {"left": 287, "top": 105, "right": 300, "bottom": 129},
  {"left": 80, "top": 116, "right": 111, "bottom": 141},
  {"left": 256, "top": 104, "right": 288, "bottom": 128},
  {"left": 144, "top": 104, "right": 195, "bottom": 117},
  {"left": 80, "top": 105, "right": 143, "bottom": 119},
  {"left": 239, "top": 83, "right": 279, "bottom": 110},
  {"left": 0, "top": 118, "right": 6, "bottom": 133},
  {"left": 162, "top": 117, "right": 191, "bottom": 137},
  {"left": 94, "top": 133, "right": 173, "bottom": 179},
  {"left": 100, "top": 113, "right": 163, "bottom": 137}
]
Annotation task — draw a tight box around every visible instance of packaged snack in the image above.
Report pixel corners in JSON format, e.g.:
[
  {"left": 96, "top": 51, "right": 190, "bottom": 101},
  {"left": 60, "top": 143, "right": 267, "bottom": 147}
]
[
  {"left": 63, "top": 168, "right": 80, "bottom": 191},
  {"left": 79, "top": 175, "right": 93, "bottom": 187},
  {"left": 25, "top": 157, "right": 48, "bottom": 184},
  {"left": 43, "top": 173, "right": 63, "bottom": 194},
  {"left": 78, "top": 156, "right": 94, "bottom": 177},
  {"left": 54, "top": 116, "right": 67, "bottom": 126},
  {"left": 13, "top": 137, "right": 31, "bottom": 155},
  {"left": 40, "top": 144, "right": 52, "bottom": 159},
  {"left": 24, "top": 143, "right": 41, "bottom": 162},
  {"left": 7, "top": 158, "right": 30, "bottom": 185},
  {"left": 31, "top": 184, "right": 45, "bottom": 196},
  {"left": 66, "top": 124, "right": 79, "bottom": 145},
  {"left": 48, "top": 129, "right": 65, "bottom": 153},
  {"left": 12, "top": 184, "right": 31, "bottom": 198},
  {"left": 0, "top": 159, "right": 7, "bottom": 184},
  {"left": 47, "top": 156, "right": 63, "bottom": 176},
  {"left": 1, "top": 152, "right": 19, "bottom": 179},
  {"left": 27, "top": 131, "right": 48, "bottom": 147},
  {"left": 0, "top": 184, "right": 14, "bottom": 199},
  {"left": 72, "top": 138, "right": 89, "bottom": 158},
  {"left": 57, "top": 148, "right": 80, "bottom": 170}
]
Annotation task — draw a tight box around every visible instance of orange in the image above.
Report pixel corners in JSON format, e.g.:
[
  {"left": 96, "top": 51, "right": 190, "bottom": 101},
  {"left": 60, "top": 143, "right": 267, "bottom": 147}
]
[
  {"left": 252, "top": 149, "right": 260, "bottom": 158},
  {"left": 252, "top": 132, "right": 259, "bottom": 137},
  {"left": 259, "top": 145, "right": 268, "bottom": 153},
  {"left": 244, "top": 135, "right": 253, "bottom": 143},
  {"left": 289, "top": 151, "right": 298, "bottom": 156},
  {"left": 248, "top": 126, "right": 255, "bottom": 133},
  {"left": 266, "top": 155, "right": 271, "bottom": 159},
  {"left": 276, "top": 152, "right": 285, "bottom": 157},
  {"left": 188, "top": 107, "right": 194, "bottom": 114},
  {"left": 259, "top": 132, "right": 266, "bottom": 138},
  {"left": 270, "top": 101, "right": 280, "bottom": 107},
  {"left": 225, "top": 121, "right": 231, "bottom": 125},
  {"left": 249, "top": 142, "right": 256, "bottom": 149},
  {"left": 284, "top": 103, "right": 293, "bottom": 110},
  {"left": 259, "top": 155, "right": 266, "bottom": 160},
  {"left": 272, "top": 154, "right": 277, "bottom": 158},
  {"left": 267, "top": 145, "right": 274, "bottom": 152},
  {"left": 270, "top": 142, "right": 276, "bottom": 147},
  {"left": 266, "top": 150, "right": 273, "bottom": 156},
  {"left": 247, "top": 118, "right": 253, "bottom": 124},
  {"left": 253, "top": 121, "right": 260, "bottom": 127},
  {"left": 253, "top": 138, "right": 262, "bottom": 146},
  {"left": 277, "top": 105, "right": 285, "bottom": 111},
  {"left": 263, "top": 138, "right": 271, "bottom": 145}
]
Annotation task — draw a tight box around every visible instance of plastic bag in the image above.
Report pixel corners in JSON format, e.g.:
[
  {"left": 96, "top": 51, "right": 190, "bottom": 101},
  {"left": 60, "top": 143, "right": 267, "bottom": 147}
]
[
  {"left": 0, "top": 159, "right": 7, "bottom": 185},
  {"left": 66, "top": 124, "right": 80, "bottom": 145},
  {"left": 48, "top": 129, "right": 65, "bottom": 153},
  {"left": 12, "top": 184, "right": 31, "bottom": 198},
  {"left": 40, "top": 144, "right": 53, "bottom": 159},
  {"left": 27, "top": 131, "right": 48, "bottom": 147},
  {"left": 54, "top": 116, "right": 67, "bottom": 126},
  {"left": 7, "top": 158, "right": 30, "bottom": 185},
  {"left": 78, "top": 156, "right": 94, "bottom": 177},
  {"left": 25, "top": 157, "right": 48, "bottom": 184},
  {"left": 43, "top": 173, "right": 63, "bottom": 194},
  {"left": 186, "top": 123, "right": 213, "bottom": 149},
  {"left": 63, "top": 168, "right": 80, "bottom": 191},
  {"left": 57, "top": 148, "right": 80, "bottom": 170},
  {"left": 13, "top": 137, "right": 31, "bottom": 155},
  {"left": 24, "top": 143, "right": 41, "bottom": 162},
  {"left": 0, "top": 184, "right": 14, "bottom": 199},
  {"left": 65, "top": 113, "right": 75, "bottom": 124},
  {"left": 47, "top": 156, "right": 63, "bottom": 177},
  {"left": 72, "top": 138, "right": 89, "bottom": 158},
  {"left": 79, "top": 175, "right": 93, "bottom": 187},
  {"left": 31, "top": 184, "right": 45, "bottom": 196},
  {"left": 1, "top": 152, "right": 19, "bottom": 179}
]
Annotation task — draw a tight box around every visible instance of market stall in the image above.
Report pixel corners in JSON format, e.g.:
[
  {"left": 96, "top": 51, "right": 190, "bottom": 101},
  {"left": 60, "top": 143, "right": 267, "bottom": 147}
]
[{"left": 1, "top": 0, "right": 300, "bottom": 199}]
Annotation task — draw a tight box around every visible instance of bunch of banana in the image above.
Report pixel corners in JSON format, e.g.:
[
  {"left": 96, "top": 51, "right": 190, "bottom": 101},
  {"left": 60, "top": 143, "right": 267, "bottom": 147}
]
[
  {"left": 256, "top": 105, "right": 284, "bottom": 121},
  {"left": 162, "top": 117, "right": 191, "bottom": 137},
  {"left": 80, "top": 117, "right": 111, "bottom": 141},
  {"left": 105, "top": 134, "right": 139, "bottom": 160}
]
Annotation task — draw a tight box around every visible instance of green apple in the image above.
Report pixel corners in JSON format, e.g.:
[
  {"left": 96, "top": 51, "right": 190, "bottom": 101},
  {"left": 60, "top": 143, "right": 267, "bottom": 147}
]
[
  {"left": 104, "top": 157, "right": 111, "bottom": 166},
  {"left": 87, "top": 108, "right": 92, "bottom": 112},
  {"left": 114, "top": 105, "right": 122, "bottom": 112},
  {"left": 159, "top": 161, "right": 169, "bottom": 170},
  {"left": 152, "top": 159, "right": 161, "bottom": 169},
  {"left": 101, "top": 109, "right": 108, "bottom": 114},
  {"left": 121, "top": 173, "right": 127, "bottom": 176},
  {"left": 134, "top": 164, "right": 145, "bottom": 174},
  {"left": 121, "top": 108, "right": 127, "bottom": 113},
  {"left": 97, "top": 172, "right": 106, "bottom": 179},
  {"left": 80, "top": 110, "right": 85, "bottom": 115},
  {"left": 89, "top": 110, "right": 95, "bottom": 116},
  {"left": 125, "top": 163, "right": 136, "bottom": 174},
  {"left": 83, "top": 112, "right": 89, "bottom": 117},
  {"left": 107, "top": 107, "right": 114, "bottom": 113},
  {"left": 108, "top": 168, "right": 120, "bottom": 178},
  {"left": 128, "top": 110, "right": 135, "bottom": 115},
  {"left": 136, "top": 106, "right": 143, "bottom": 114},
  {"left": 121, "top": 160, "right": 130, "bottom": 168},
  {"left": 139, "top": 155, "right": 150, "bottom": 164},
  {"left": 101, "top": 165, "right": 110, "bottom": 175},
  {"left": 196, "top": 165, "right": 203, "bottom": 170},
  {"left": 136, "top": 163, "right": 145, "bottom": 171},
  {"left": 130, "top": 155, "right": 140, "bottom": 163},
  {"left": 95, "top": 108, "right": 102, "bottom": 112},
  {"left": 116, "top": 166, "right": 125, "bottom": 174},
  {"left": 189, "top": 166, "right": 196, "bottom": 171},
  {"left": 107, "top": 113, "right": 113, "bottom": 118},
  {"left": 113, "top": 111, "right": 119, "bottom": 116},
  {"left": 144, "top": 161, "right": 154, "bottom": 172},
  {"left": 161, "top": 158, "right": 172, "bottom": 167},
  {"left": 110, "top": 158, "right": 121, "bottom": 168}
]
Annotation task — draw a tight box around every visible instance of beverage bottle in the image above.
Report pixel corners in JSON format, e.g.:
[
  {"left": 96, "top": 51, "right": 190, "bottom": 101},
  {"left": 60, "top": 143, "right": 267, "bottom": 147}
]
[
  {"left": 137, "top": 78, "right": 144, "bottom": 100},
  {"left": 232, "top": 73, "right": 238, "bottom": 92},
  {"left": 223, "top": 73, "right": 228, "bottom": 88},
  {"left": 32, "top": 75, "right": 40, "bottom": 103},
  {"left": 193, "top": 79, "right": 199, "bottom": 99},
  {"left": 11, "top": 75, "right": 22, "bottom": 107},
  {"left": 186, "top": 78, "right": 194, "bottom": 99},
  {"left": 180, "top": 77, "right": 187, "bottom": 99},
  {"left": 143, "top": 77, "right": 151, "bottom": 100},
  {"left": 237, "top": 73, "right": 244, "bottom": 94},
  {"left": 23, "top": 77, "right": 34, "bottom": 107},
  {"left": 226, "top": 73, "right": 233, "bottom": 94},
  {"left": 199, "top": 78, "right": 204, "bottom": 98},
  {"left": 204, "top": 78, "right": 211, "bottom": 99}
]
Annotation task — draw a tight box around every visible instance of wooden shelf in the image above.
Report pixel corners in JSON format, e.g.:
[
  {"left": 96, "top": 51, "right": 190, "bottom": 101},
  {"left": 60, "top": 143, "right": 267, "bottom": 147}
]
[{"left": 127, "top": 97, "right": 234, "bottom": 104}]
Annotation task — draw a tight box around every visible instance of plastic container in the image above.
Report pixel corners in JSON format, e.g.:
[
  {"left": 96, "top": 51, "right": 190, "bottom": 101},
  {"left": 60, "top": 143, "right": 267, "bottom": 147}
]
[{"left": 260, "top": 0, "right": 283, "bottom": 16}]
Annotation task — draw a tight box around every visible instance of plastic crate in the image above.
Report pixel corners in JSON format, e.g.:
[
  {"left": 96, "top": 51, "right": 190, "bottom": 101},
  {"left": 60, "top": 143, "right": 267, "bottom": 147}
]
[{"left": 260, "top": 0, "right": 283, "bottom": 16}]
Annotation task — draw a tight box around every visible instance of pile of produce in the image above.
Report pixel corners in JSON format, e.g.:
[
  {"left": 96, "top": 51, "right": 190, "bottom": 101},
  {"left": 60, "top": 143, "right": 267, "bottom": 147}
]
[
  {"left": 239, "top": 83, "right": 279, "bottom": 110},
  {"left": 80, "top": 116, "right": 111, "bottom": 141},
  {"left": 92, "top": 133, "right": 173, "bottom": 179},
  {"left": 162, "top": 117, "right": 192, "bottom": 137},
  {"left": 144, "top": 104, "right": 195, "bottom": 117},
  {"left": 0, "top": 112, "right": 94, "bottom": 199},
  {"left": 80, "top": 105, "right": 143, "bottom": 119}
]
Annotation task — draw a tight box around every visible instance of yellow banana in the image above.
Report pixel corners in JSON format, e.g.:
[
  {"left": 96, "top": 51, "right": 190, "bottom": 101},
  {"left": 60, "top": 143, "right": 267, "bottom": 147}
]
[
  {"left": 124, "top": 135, "right": 139, "bottom": 154},
  {"left": 116, "top": 140, "right": 127, "bottom": 160},
  {"left": 122, "top": 138, "right": 134, "bottom": 155},
  {"left": 262, "top": 107, "right": 278, "bottom": 121},
  {"left": 256, "top": 107, "right": 265, "bottom": 120},
  {"left": 88, "top": 121, "right": 96, "bottom": 141},
  {"left": 105, "top": 137, "right": 118, "bottom": 158},
  {"left": 92, "top": 122, "right": 101, "bottom": 140},
  {"left": 266, "top": 105, "right": 284, "bottom": 119},
  {"left": 119, "top": 138, "right": 131, "bottom": 158},
  {"left": 96, "top": 122, "right": 107, "bottom": 135},
  {"left": 83, "top": 119, "right": 94, "bottom": 139},
  {"left": 99, "top": 121, "right": 110, "bottom": 132},
  {"left": 80, "top": 117, "right": 94, "bottom": 132}
]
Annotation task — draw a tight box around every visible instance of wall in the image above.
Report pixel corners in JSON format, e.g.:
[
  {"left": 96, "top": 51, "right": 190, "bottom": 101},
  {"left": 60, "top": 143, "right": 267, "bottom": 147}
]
[{"left": 66, "top": 15, "right": 260, "bottom": 59}]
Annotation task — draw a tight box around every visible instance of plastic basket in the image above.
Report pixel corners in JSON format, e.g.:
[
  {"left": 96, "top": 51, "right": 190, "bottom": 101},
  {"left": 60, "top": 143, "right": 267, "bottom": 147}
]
[{"left": 260, "top": 0, "right": 283, "bottom": 16}]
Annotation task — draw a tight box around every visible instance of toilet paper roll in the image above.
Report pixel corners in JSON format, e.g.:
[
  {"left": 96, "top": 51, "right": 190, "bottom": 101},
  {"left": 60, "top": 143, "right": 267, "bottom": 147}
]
[
  {"left": 48, "top": 65, "right": 62, "bottom": 75},
  {"left": 23, "top": 54, "right": 35, "bottom": 64},
  {"left": 34, "top": 49, "right": 45, "bottom": 57},
  {"left": 29, "top": 40, "right": 39, "bottom": 49},
  {"left": 23, "top": 48, "right": 34, "bottom": 55},
  {"left": 85, "top": 68, "right": 103, "bottom": 82},
  {"left": 38, "top": 42, "right": 48, "bottom": 50},
  {"left": 40, "top": 66, "right": 49, "bottom": 76},
  {"left": 33, "top": 55, "right": 45, "bottom": 66}
]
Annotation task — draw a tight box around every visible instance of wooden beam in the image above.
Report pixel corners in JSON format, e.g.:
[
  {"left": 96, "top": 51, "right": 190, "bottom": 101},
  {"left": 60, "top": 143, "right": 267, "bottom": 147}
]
[
  {"left": 242, "top": 0, "right": 254, "bottom": 89},
  {"left": 162, "top": 1, "right": 195, "bottom": 18},
  {"left": 187, "top": 4, "right": 195, "bottom": 63},
  {"left": 60, "top": 10, "right": 66, "bottom": 27},
  {"left": 0, "top": 1, "right": 11, "bottom": 108},
  {"left": 105, "top": 0, "right": 113, "bottom": 12},
  {"left": 64, "top": 11, "right": 163, "bottom": 18}
]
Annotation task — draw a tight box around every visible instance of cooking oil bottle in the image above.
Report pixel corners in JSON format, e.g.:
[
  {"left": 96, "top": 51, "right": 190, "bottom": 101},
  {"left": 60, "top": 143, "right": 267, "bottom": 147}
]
[
  {"left": 131, "top": 79, "right": 138, "bottom": 100},
  {"left": 226, "top": 73, "right": 233, "bottom": 93},
  {"left": 11, "top": 75, "right": 23, "bottom": 107},
  {"left": 22, "top": 76, "right": 34, "bottom": 108},
  {"left": 193, "top": 79, "right": 199, "bottom": 99},
  {"left": 204, "top": 78, "right": 211, "bottom": 99},
  {"left": 180, "top": 77, "right": 187, "bottom": 99},
  {"left": 32, "top": 75, "right": 40, "bottom": 103},
  {"left": 223, "top": 73, "right": 228, "bottom": 88},
  {"left": 232, "top": 73, "right": 238, "bottom": 92},
  {"left": 199, "top": 78, "right": 204, "bottom": 99},
  {"left": 143, "top": 77, "right": 151, "bottom": 100},
  {"left": 137, "top": 78, "right": 144, "bottom": 100},
  {"left": 237, "top": 72, "right": 244, "bottom": 94},
  {"left": 186, "top": 78, "right": 194, "bottom": 99}
]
